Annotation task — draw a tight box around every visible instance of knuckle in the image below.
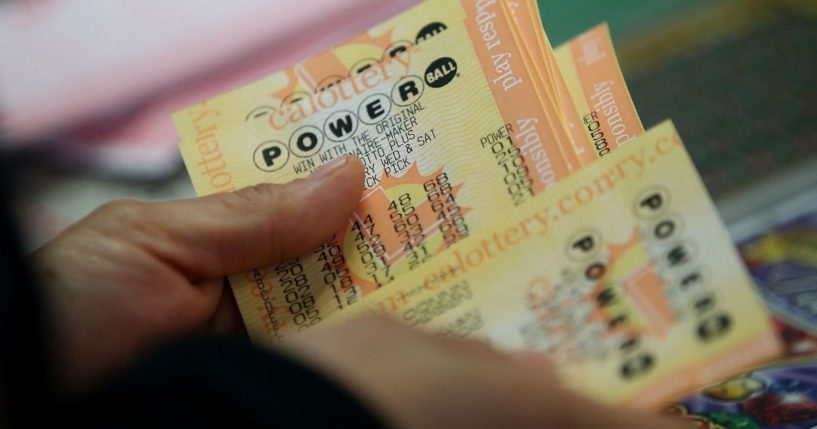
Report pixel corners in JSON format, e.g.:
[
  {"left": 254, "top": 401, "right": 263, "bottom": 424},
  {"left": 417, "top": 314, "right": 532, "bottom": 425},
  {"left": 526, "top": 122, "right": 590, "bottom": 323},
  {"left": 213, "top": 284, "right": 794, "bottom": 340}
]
[
  {"left": 218, "top": 183, "right": 289, "bottom": 261},
  {"left": 221, "top": 183, "right": 280, "bottom": 212},
  {"left": 87, "top": 199, "right": 160, "bottom": 243},
  {"left": 93, "top": 199, "right": 147, "bottom": 224}
]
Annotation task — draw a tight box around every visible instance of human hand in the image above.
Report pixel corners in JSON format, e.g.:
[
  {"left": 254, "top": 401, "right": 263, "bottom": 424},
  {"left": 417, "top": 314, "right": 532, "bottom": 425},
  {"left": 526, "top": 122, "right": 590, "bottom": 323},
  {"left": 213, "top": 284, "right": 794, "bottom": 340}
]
[
  {"left": 31, "top": 156, "right": 365, "bottom": 389},
  {"left": 279, "top": 315, "right": 687, "bottom": 429}
]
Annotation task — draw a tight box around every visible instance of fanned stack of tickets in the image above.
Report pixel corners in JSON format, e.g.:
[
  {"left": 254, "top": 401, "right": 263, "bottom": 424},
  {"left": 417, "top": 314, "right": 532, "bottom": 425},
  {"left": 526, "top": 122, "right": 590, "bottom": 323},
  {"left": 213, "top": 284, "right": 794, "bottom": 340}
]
[{"left": 174, "top": 0, "right": 781, "bottom": 409}]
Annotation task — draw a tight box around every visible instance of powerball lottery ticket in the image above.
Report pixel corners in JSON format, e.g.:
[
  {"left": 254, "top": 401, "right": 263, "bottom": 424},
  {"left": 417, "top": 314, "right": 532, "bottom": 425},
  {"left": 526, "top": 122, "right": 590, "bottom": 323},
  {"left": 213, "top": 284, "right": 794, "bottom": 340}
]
[
  {"left": 175, "top": 0, "right": 643, "bottom": 340},
  {"left": 325, "top": 121, "right": 780, "bottom": 409}
]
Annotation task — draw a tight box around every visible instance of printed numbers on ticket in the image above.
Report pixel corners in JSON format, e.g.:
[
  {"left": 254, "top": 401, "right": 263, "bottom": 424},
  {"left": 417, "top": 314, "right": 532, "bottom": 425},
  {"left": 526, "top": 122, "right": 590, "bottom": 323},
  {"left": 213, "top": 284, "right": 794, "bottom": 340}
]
[{"left": 326, "top": 121, "right": 781, "bottom": 409}]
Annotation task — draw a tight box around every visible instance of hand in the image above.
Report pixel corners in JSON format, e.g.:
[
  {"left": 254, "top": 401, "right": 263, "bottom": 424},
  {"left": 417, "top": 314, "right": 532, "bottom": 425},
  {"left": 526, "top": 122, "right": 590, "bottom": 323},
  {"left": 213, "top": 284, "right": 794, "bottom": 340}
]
[
  {"left": 31, "top": 156, "right": 365, "bottom": 389},
  {"left": 279, "top": 315, "right": 687, "bottom": 429}
]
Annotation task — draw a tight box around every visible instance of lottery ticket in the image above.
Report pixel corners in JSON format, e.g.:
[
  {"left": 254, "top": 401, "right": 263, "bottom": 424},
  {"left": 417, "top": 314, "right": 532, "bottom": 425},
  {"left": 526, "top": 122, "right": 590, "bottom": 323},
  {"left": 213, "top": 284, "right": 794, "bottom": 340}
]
[
  {"left": 325, "top": 121, "right": 780, "bottom": 408},
  {"left": 503, "top": 0, "right": 579, "bottom": 173},
  {"left": 554, "top": 23, "right": 643, "bottom": 159},
  {"left": 176, "top": 0, "right": 562, "bottom": 338},
  {"left": 175, "top": 0, "right": 647, "bottom": 341}
]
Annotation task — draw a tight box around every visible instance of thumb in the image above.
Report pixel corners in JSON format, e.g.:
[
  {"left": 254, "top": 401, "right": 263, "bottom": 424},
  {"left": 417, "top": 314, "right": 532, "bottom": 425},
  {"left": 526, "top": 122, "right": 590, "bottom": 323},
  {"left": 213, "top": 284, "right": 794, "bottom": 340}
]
[{"left": 107, "top": 156, "right": 364, "bottom": 281}]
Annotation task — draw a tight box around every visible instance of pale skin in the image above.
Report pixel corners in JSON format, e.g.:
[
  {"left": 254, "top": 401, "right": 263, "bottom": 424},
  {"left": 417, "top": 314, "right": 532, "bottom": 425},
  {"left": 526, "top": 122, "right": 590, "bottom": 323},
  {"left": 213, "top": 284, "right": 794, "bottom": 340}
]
[{"left": 32, "top": 155, "right": 686, "bottom": 429}]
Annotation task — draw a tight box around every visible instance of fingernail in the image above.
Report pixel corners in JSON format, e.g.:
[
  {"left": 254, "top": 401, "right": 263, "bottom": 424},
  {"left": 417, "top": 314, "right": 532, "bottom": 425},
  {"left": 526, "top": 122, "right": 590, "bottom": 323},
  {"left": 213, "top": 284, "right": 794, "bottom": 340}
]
[{"left": 310, "top": 156, "right": 349, "bottom": 182}]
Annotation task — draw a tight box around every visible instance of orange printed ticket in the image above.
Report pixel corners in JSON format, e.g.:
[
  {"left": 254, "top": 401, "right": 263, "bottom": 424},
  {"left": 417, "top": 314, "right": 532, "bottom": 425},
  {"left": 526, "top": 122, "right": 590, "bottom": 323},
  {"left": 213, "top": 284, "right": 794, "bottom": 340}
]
[
  {"left": 175, "top": 0, "right": 648, "bottom": 341},
  {"left": 176, "top": 0, "right": 568, "bottom": 339},
  {"left": 324, "top": 121, "right": 781, "bottom": 409},
  {"left": 554, "top": 23, "right": 643, "bottom": 156},
  {"left": 508, "top": 0, "right": 584, "bottom": 171}
]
